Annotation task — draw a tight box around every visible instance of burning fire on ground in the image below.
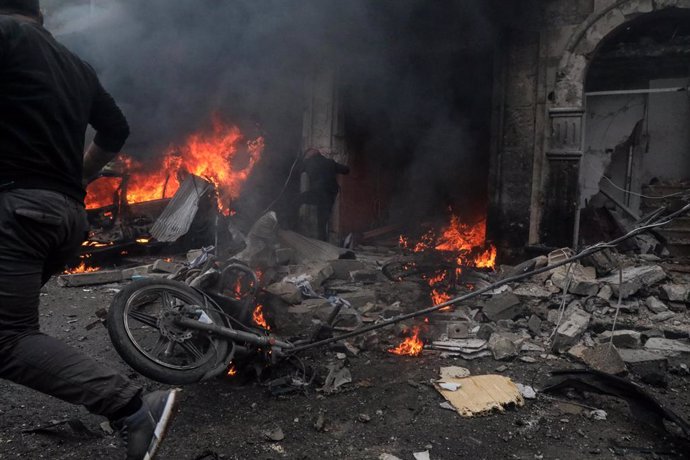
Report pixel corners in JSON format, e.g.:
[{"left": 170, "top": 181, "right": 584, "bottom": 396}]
[
  {"left": 399, "top": 211, "right": 497, "bottom": 310},
  {"left": 85, "top": 116, "right": 264, "bottom": 215},
  {"left": 388, "top": 327, "right": 424, "bottom": 357}
]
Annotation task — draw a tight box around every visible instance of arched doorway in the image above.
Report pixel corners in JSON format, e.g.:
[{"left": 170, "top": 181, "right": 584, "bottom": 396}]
[{"left": 542, "top": 1, "right": 690, "bottom": 249}]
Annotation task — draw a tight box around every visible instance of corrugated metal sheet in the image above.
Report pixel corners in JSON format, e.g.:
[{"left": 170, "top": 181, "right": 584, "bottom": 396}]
[{"left": 150, "top": 175, "right": 212, "bottom": 242}]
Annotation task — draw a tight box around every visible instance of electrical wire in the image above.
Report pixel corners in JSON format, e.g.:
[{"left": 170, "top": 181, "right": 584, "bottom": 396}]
[{"left": 602, "top": 176, "right": 688, "bottom": 200}]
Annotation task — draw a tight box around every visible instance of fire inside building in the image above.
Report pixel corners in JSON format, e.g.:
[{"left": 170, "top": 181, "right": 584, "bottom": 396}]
[{"left": 2, "top": 1, "right": 690, "bottom": 459}]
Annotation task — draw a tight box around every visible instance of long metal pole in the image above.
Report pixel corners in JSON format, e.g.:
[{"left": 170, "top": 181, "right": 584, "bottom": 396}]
[{"left": 287, "top": 203, "right": 690, "bottom": 355}]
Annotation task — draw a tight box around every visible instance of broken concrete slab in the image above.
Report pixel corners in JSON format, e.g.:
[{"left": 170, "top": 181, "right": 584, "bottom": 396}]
[
  {"left": 645, "top": 296, "right": 668, "bottom": 314},
  {"left": 527, "top": 315, "right": 542, "bottom": 336},
  {"left": 650, "top": 311, "right": 675, "bottom": 323},
  {"left": 482, "top": 292, "right": 526, "bottom": 321},
  {"left": 618, "top": 348, "right": 669, "bottom": 387},
  {"left": 152, "top": 259, "right": 183, "bottom": 274},
  {"left": 340, "top": 290, "right": 377, "bottom": 309},
  {"left": 660, "top": 284, "right": 690, "bottom": 302},
  {"left": 644, "top": 337, "right": 690, "bottom": 354},
  {"left": 57, "top": 270, "right": 124, "bottom": 287},
  {"left": 599, "top": 265, "right": 667, "bottom": 299},
  {"left": 266, "top": 282, "right": 303, "bottom": 304},
  {"left": 513, "top": 283, "right": 553, "bottom": 299},
  {"left": 598, "top": 330, "right": 642, "bottom": 349},
  {"left": 597, "top": 284, "right": 613, "bottom": 301},
  {"left": 581, "top": 344, "right": 626, "bottom": 375},
  {"left": 488, "top": 333, "right": 521, "bottom": 361},
  {"left": 349, "top": 269, "right": 380, "bottom": 283},
  {"left": 552, "top": 309, "right": 591, "bottom": 353},
  {"left": 284, "top": 262, "right": 334, "bottom": 290},
  {"left": 329, "top": 259, "right": 367, "bottom": 280},
  {"left": 551, "top": 264, "right": 599, "bottom": 296}
]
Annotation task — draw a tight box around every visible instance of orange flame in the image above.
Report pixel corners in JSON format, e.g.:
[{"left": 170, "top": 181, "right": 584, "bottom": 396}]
[
  {"left": 227, "top": 364, "right": 238, "bottom": 377},
  {"left": 63, "top": 260, "right": 100, "bottom": 275},
  {"left": 85, "top": 117, "right": 264, "bottom": 214},
  {"left": 252, "top": 304, "right": 270, "bottom": 330},
  {"left": 388, "top": 327, "right": 424, "bottom": 356}
]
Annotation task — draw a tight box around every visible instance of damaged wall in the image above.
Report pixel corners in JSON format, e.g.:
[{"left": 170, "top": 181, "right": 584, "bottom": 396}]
[{"left": 491, "top": 0, "right": 690, "bottom": 251}]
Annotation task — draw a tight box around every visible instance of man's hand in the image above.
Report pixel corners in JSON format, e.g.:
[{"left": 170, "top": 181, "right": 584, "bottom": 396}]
[{"left": 83, "top": 142, "right": 118, "bottom": 186}]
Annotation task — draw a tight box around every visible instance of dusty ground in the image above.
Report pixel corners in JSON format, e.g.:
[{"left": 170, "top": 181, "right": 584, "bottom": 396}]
[{"left": 1, "top": 278, "right": 690, "bottom": 460}]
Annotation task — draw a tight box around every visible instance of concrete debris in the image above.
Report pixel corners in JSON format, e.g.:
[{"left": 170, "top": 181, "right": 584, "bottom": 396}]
[
  {"left": 413, "top": 451, "right": 431, "bottom": 460},
  {"left": 588, "top": 409, "right": 607, "bottom": 421},
  {"left": 513, "top": 283, "right": 553, "bottom": 299},
  {"left": 430, "top": 339, "right": 490, "bottom": 360},
  {"left": 599, "top": 265, "right": 667, "bottom": 299},
  {"left": 650, "top": 311, "right": 675, "bottom": 323},
  {"left": 597, "top": 330, "right": 641, "bottom": 349},
  {"left": 660, "top": 284, "right": 690, "bottom": 302},
  {"left": 527, "top": 314, "right": 542, "bottom": 336},
  {"left": 482, "top": 292, "right": 526, "bottom": 321},
  {"left": 618, "top": 349, "right": 669, "bottom": 386},
  {"left": 645, "top": 296, "right": 668, "bottom": 313},
  {"left": 516, "top": 383, "right": 537, "bottom": 399},
  {"left": 580, "top": 344, "right": 626, "bottom": 375},
  {"left": 552, "top": 309, "right": 591, "bottom": 353},
  {"left": 266, "top": 282, "right": 303, "bottom": 304},
  {"left": 349, "top": 269, "right": 380, "bottom": 283},
  {"left": 644, "top": 337, "right": 690, "bottom": 355},
  {"left": 438, "top": 382, "right": 461, "bottom": 392},
  {"left": 263, "top": 427, "right": 285, "bottom": 442},
  {"left": 488, "top": 333, "right": 521, "bottom": 361},
  {"left": 439, "top": 366, "right": 471, "bottom": 380},
  {"left": 551, "top": 264, "right": 599, "bottom": 296},
  {"left": 597, "top": 284, "right": 613, "bottom": 301}
]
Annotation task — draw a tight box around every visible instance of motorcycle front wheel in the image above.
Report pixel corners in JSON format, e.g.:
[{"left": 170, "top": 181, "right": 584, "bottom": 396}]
[{"left": 107, "top": 278, "right": 230, "bottom": 384}]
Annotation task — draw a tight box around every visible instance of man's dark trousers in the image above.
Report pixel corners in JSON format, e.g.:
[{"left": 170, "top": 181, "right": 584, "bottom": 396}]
[{"left": 0, "top": 188, "right": 141, "bottom": 417}]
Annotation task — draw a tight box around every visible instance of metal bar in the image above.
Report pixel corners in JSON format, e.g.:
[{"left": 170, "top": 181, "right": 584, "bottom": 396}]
[
  {"left": 287, "top": 203, "right": 690, "bottom": 355},
  {"left": 586, "top": 87, "right": 687, "bottom": 97},
  {"left": 174, "top": 317, "right": 294, "bottom": 349}
]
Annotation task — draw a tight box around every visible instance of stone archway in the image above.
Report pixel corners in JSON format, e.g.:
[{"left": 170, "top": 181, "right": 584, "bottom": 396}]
[{"left": 540, "top": 0, "right": 690, "bottom": 247}]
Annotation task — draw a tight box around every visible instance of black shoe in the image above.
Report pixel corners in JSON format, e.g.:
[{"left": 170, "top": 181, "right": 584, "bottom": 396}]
[{"left": 116, "top": 389, "right": 180, "bottom": 460}]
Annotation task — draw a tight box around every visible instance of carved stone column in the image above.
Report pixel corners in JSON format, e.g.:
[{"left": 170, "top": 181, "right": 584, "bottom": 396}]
[{"left": 540, "top": 107, "right": 584, "bottom": 248}]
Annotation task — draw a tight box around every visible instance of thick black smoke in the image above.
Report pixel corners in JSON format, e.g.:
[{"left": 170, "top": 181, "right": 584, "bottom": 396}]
[{"left": 44, "top": 0, "right": 500, "bottom": 224}]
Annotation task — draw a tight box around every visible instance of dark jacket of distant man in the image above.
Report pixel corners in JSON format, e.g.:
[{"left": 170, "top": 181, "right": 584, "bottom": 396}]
[{"left": 300, "top": 148, "right": 350, "bottom": 241}]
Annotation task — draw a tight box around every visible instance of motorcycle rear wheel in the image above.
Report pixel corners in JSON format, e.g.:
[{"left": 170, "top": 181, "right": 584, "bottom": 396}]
[{"left": 107, "top": 278, "right": 230, "bottom": 384}]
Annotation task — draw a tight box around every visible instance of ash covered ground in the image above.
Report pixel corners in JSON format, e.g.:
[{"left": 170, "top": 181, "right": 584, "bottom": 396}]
[{"left": 2, "top": 253, "right": 690, "bottom": 460}]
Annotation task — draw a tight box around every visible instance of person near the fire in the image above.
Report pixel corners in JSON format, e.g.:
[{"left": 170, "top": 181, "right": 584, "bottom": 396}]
[
  {"left": 300, "top": 148, "right": 350, "bottom": 241},
  {"left": 0, "top": 1, "right": 178, "bottom": 459}
]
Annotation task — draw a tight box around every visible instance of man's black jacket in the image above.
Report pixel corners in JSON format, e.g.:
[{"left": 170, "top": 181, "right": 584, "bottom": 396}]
[{"left": 0, "top": 15, "right": 129, "bottom": 202}]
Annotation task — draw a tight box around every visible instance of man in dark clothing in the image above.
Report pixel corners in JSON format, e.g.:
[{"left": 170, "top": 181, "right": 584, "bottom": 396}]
[
  {"left": 300, "top": 148, "right": 350, "bottom": 241},
  {"left": 0, "top": 2, "right": 178, "bottom": 459}
]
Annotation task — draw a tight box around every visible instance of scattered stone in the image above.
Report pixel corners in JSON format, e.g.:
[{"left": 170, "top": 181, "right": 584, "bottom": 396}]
[
  {"left": 552, "top": 310, "right": 591, "bottom": 353},
  {"left": 644, "top": 337, "right": 690, "bottom": 354},
  {"left": 350, "top": 269, "right": 380, "bottom": 283},
  {"left": 669, "top": 302, "right": 688, "bottom": 313},
  {"left": 583, "top": 249, "right": 617, "bottom": 276},
  {"left": 581, "top": 344, "right": 626, "bottom": 375},
  {"left": 263, "top": 427, "right": 285, "bottom": 442},
  {"left": 483, "top": 293, "right": 526, "bottom": 321},
  {"left": 527, "top": 314, "right": 542, "bottom": 336},
  {"left": 551, "top": 264, "right": 599, "bottom": 296},
  {"left": 588, "top": 410, "right": 607, "bottom": 421},
  {"left": 495, "top": 365, "right": 508, "bottom": 372},
  {"left": 650, "top": 311, "right": 675, "bottom": 323},
  {"left": 597, "top": 284, "right": 613, "bottom": 301},
  {"left": 520, "top": 356, "right": 537, "bottom": 363},
  {"left": 329, "top": 259, "right": 367, "bottom": 280},
  {"left": 439, "top": 366, "right": 471, "bottom": 380},
  {"left": 597, "top": 330, "right": 641, "bottom": 349},
  {"left": 516, "top": 383, "right": 537, "bottom": 399},
  {"left": 439, "top": 401, "right": 456, "bottom": 412},
  {"left": 357, "top": 413, "right": 371, "bottom": 423},
  {"left": 599, "top": 265, "right": 667, "bottom": 299},
  {"left": 546, "top": 309, "right": 562, "bottom": 325},
  {"left": 513, "top": 283, "right": 552, "bottom": 299},
  {"left": 476, "top": 324, "right": 495, "bottom": 340},
  {"left": 645, "top": 296, "right": 668, "bottom": 314},
  {"left": 413, "top": 451, "right": 430, "bottom": 460},
  {"left": 660, "top": 284, "right": 689, "bottom": 302},
  {"left": 99, "top": 421, "right": 114, "bottom": 435},
  {"left": 438, "top": 382, "right": 461, "bottom": 392},
  {"left": 266, "top": 282, "right": 302, "bottom": 304},
  {"left": 618, "top": 349, "right": 669, "bottom": 386},
  {"left": 284, "top": 262, "right": 335, "bottom": 289},
  {"left": 488, "top": 333, "right": 520, "bottom": 361},
  {"left": 340, "top": 290, "right": 377, "bottom": 309},
  {"left": 152, "top": 259, "right": 182, "bottom": 273},
  {"left": 314, "top": 413, "right": 326, "bottom": 432}
]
